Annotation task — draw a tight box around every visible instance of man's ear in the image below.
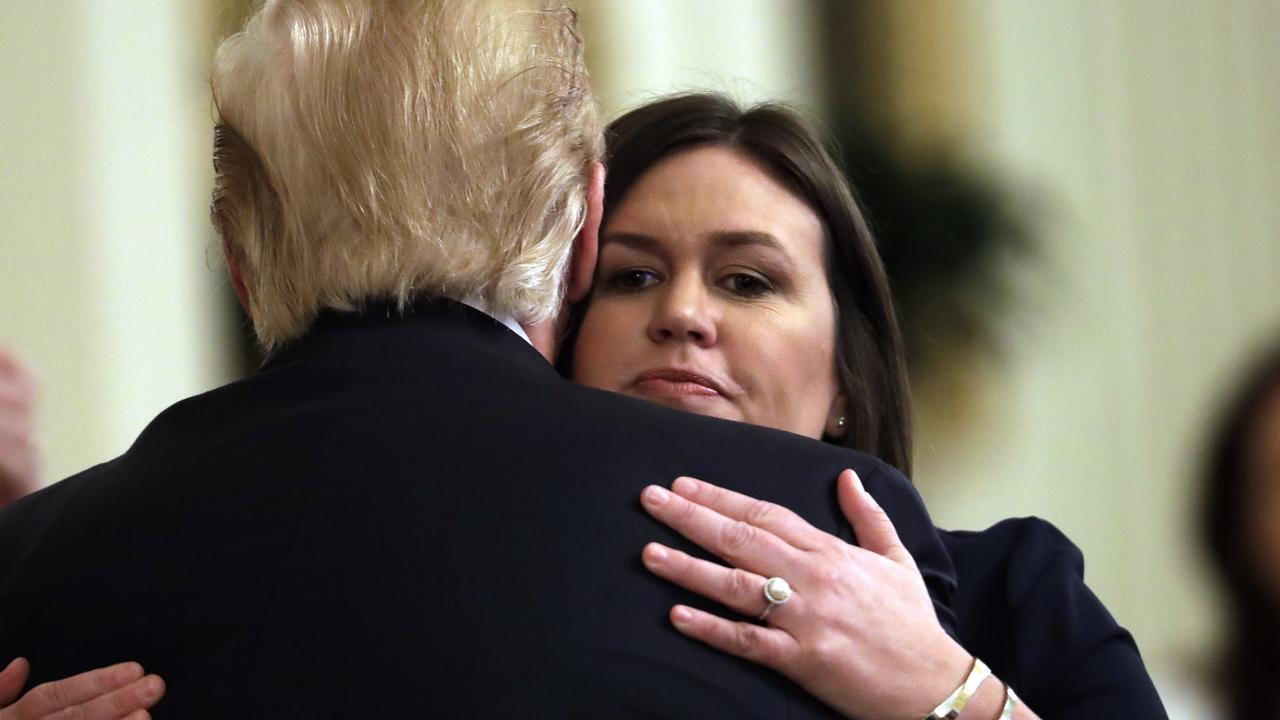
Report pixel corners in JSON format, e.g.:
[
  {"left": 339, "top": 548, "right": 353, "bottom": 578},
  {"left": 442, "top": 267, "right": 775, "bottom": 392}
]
[
  {"left": 222, "top": 241, "right": 252, "bottom": 317},
  {"left": 566, "top": 161, "right": 604, "bottom": 303}
]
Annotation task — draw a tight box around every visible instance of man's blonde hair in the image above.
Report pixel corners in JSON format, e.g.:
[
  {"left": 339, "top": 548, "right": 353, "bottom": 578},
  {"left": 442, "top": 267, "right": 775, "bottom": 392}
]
[{"left": 211, "top": 0, "right": 602, "bottom": 350}]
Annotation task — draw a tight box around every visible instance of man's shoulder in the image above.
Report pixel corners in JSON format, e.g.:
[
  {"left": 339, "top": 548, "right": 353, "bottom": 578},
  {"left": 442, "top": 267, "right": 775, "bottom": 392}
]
[
  {"left": 559, "top": 378, "right": 877, "bottom": 467},
  {"left": 0, "top": 456, "right": 121, "bottom": 528},
  {"left": 0, "top": 458, "right": 115, "bottom": 615},
  {"left": 566, "top": 380, "right": 917, "bottom": 508}
]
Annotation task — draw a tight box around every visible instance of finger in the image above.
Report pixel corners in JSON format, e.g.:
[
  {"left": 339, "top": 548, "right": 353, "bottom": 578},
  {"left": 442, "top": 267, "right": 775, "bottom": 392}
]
[
  {"left": 837, "top": 469, "right": 915, "bottom": 568},
  {"left": 642, "top": 542, "right": 799, "bottom": 620},
  {"left": 669, "top": 476, "right": 827, "bottom": 551},
  {"left": 0, "top": 389, "right": 35, "bottom": 413},
  {"left": 18, "top": 663, "right": 144, "bottom": 717},
  {"left": 56, "top": 674, "right": 164, "bottom": 720},
  {"left": 0, "top": 418, "right": 36, "bottom": 448},
  {"left": 668, "top": 605, "right": 799, "bottom": 671},
  {"left": 0, "top": 658, "right": 30, "bottom": 707},
  {"left": 641, "top": 485, "right": 804, "bottom": 575},
  {"left": 0, "top": 356, "right": 35, "bottom": 404},
  {"left": 0, "top": 350, "right": 36, "bottom": 385},
  {"left": 0, "top": 348, "right": 21, "bottom": 375}
]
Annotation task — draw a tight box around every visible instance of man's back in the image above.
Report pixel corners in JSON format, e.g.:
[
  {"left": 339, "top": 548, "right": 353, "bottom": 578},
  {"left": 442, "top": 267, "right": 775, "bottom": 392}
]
[{"left": 0, "top": 301, "right": 953, "bottom": 718}]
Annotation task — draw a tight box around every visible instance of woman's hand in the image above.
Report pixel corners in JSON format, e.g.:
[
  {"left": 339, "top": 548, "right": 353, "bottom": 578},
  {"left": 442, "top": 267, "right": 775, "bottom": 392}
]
[
  {"left": 639, "top": 469, "right": 972, "bottom": 720},
  {"left": 0, "top": 658, "right": 165, "bottom": 720}
]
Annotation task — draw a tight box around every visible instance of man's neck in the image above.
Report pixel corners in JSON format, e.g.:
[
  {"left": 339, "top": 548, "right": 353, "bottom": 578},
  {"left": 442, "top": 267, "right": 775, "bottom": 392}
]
[
  {"left": 455, "top": 294, "right": 559, "bottom": 364},
  {"left": 520, "top": 319, "right": 557, "bottom": 364}
]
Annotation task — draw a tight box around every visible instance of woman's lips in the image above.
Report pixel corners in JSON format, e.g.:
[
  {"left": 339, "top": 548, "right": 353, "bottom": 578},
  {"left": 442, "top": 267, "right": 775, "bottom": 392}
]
[{"left": 632, "top": 369, "right": 725, "bottom": 399}]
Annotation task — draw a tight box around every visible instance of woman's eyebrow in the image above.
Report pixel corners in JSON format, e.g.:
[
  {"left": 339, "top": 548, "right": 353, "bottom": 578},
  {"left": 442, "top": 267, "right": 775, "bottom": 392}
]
[
  {"left": 709, "top": 230, "right": 784, "bottom": 252},
  {"left": 710, "top": 231, "right": 797, "bottom": 269},
  {"left": 600, "top": 232, "right": 661, "bottom": 251},
  {"left": 603, "top": 230, "right": 795, "bottom": 268}
]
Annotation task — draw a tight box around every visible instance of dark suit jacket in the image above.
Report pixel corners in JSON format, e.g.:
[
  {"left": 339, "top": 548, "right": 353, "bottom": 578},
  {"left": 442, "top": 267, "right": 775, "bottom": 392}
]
[
  {"left": 0, "top": 299, "right": 956, "bottom": 718},
  {"left": 943, "top": 519, "right": 1167, "bottom": 719}
]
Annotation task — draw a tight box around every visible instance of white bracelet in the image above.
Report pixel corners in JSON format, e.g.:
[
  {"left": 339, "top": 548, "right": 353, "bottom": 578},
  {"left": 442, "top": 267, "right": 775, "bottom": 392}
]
[
  {"left": 923, "top": 657, "right": 992, "bottom": 720},
  {"left": 1000, "top": 683, "right": 1020, "bottom": 719}
]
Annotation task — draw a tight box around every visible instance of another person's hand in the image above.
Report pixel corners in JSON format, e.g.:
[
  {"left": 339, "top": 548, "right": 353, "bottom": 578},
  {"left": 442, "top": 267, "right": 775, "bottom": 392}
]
[
  {"left": 0, "top": 658, "right": 164, "bottom": 720},
  {"left": 0, "top": 348, "right": 39, "bottom": 506},
  {"left": 638, "top": 470, "right": 974, "bottom": 720}
]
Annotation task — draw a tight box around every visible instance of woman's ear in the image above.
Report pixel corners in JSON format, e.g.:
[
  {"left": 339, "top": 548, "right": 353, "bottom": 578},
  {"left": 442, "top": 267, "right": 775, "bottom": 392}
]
[
  {"left": 567, "top": 161, "right": 604, "bottom": 303},
  {"left": 825, "top": 392, "right": 849, "bottom": 439}
]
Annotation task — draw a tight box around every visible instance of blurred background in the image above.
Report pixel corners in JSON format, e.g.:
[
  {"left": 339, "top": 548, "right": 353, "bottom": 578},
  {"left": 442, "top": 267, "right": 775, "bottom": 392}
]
[{"left": 2, "top": 1, "right": 1278, "bottom": 714}]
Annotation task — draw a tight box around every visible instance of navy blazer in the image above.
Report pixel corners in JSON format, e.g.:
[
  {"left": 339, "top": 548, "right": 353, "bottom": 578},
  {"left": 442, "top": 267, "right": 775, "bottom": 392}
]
[{"left": 943, "top": 519, "right": 1167, "bottom": 718}]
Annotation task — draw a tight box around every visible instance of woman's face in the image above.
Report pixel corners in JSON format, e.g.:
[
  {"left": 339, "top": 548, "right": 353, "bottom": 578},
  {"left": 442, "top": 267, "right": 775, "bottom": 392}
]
[{"left": 573, "top": 145, "right": 845, "bottom": 439}]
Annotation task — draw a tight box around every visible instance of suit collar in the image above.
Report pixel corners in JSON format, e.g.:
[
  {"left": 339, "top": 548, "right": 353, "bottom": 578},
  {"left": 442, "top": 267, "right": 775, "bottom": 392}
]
[{"left": 259, "top": 296, "right": 555, "bottom": 376}]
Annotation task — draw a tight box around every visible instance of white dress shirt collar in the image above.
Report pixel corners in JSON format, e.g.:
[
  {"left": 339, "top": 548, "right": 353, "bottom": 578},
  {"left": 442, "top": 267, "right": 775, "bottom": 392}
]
[{"left": 455, "top": 295, "right": 532, "bottom": 346}]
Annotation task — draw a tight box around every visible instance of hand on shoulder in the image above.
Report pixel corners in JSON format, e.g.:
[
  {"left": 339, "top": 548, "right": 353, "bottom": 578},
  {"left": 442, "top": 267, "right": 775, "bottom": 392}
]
[
  {"left": 0, "top": 658, "right": 164, "bottom": 720},
  {"left": 638, "top": 470, "right": 1038, "bottom": 719}
]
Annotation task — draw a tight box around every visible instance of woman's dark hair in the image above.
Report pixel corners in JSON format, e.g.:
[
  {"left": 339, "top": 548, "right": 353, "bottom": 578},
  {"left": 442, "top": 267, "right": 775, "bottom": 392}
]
[
  {"left": 1204, "top": 343, "right": 1280, "bottom": 718},
  {"left": 575, "top": 93, "right": 912, "bottom": 475}
]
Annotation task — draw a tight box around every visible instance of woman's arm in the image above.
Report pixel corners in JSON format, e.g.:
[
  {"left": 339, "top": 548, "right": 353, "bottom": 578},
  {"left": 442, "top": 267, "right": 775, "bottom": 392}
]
[{"left": 639, "top": 470, "right": 1041, "bottom": 720}]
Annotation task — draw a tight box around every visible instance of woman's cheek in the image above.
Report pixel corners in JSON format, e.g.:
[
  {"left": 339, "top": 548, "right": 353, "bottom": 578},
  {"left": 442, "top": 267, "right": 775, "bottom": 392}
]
[{"left": 572, "top": 302, "right": 628, "bottom": 389}]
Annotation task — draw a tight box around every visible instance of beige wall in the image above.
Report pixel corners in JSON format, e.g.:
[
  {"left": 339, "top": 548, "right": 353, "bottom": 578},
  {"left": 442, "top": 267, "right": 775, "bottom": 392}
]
[
  {"left": 884, "top": 0, "right": 1280, "bottom": 690},
  {"left": 0, "top": 2, "right": 235, "bottom": 482},
  {"left": 575, "top": 0, "right": 826, "bottom": 118}
]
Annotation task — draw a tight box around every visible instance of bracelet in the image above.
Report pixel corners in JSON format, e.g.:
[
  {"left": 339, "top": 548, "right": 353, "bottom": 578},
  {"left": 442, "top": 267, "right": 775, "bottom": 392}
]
[
  {"left": 923, "top": 656, "right": 992, "bottom": 720},
  {"left": 999, "top": 682, "right": 1020, "bottom": 720}
]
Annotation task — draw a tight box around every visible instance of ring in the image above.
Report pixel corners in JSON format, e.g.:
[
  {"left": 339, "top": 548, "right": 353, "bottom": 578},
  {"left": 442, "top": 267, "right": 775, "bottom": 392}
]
[{"left": 757, "top": 576, "right": 792, "bottom": 621}]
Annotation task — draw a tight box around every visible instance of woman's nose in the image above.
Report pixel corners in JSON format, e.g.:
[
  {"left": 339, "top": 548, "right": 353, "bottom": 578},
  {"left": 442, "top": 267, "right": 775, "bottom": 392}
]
[{"left": 647, "top": 276, "right": 717, "bottom": 347}]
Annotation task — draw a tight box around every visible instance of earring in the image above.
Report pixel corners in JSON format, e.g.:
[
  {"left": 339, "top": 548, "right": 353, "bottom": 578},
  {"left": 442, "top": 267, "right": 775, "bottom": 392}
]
[{"left": 836, "top": 416, "right": 846, "bottom": 428}]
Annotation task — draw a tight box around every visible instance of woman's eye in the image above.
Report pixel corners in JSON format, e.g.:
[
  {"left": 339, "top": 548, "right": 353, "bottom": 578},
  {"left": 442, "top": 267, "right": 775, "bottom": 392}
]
[
  {"left": 722, "top": 272, "right": 773, "bottom": 298},
  {"left": 611, "top": 268, "right": 659, "bottom": 290}
]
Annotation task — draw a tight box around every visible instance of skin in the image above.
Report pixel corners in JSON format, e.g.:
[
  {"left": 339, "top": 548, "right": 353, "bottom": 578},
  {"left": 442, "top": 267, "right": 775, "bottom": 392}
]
[
  {"left": 573, "top": 146, "right": 847, "bottom": 439},
  {"left": 0, "top": 658, "right": 164, "bottom": 720}
]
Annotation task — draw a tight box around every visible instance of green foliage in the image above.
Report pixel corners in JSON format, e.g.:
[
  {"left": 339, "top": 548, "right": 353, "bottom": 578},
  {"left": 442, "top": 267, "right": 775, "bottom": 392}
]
[{"left": 835, "top": 124, "right": 1035, "bottom": 371}]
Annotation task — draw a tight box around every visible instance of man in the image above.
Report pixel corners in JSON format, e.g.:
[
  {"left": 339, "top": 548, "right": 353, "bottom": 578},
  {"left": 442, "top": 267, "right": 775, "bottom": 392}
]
[{"left": 0, "top": 2, "right": 955, "bottom": 716}]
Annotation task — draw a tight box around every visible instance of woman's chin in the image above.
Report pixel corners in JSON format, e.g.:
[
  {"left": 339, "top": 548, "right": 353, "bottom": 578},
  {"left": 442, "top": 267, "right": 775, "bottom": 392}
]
[{"left": 629, "top": 390, "right": 733, "bottom": 420}]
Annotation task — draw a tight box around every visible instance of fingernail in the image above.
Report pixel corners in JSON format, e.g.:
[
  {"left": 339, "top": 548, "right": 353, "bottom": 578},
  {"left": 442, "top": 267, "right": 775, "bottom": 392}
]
[
  {"left": 141, "top": 675, "right": 163, "bottom": 699},
  {"left": 671, "top": 606, "right": 694, "bottom": 626},
  {"left": 848, "top": 469, "right": 865, "bottom": 494},
  {"left": 672, "top": 476, "right": 698, "bottom": 495},
  {"left": 643, "top": 543, "right": 669, "bottom": 565},
  {"left": 642, "top": 485, "right": 670, "bottom": 506}
]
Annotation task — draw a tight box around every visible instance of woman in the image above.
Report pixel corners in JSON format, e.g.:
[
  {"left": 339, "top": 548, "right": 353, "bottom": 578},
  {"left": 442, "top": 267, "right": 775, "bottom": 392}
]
[
  {"left": 1204, "top": 345, "right": 1280, "bottom": 718},
  {"left": 567, "top": 93, "right": 1165, "bottom": 718}
]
